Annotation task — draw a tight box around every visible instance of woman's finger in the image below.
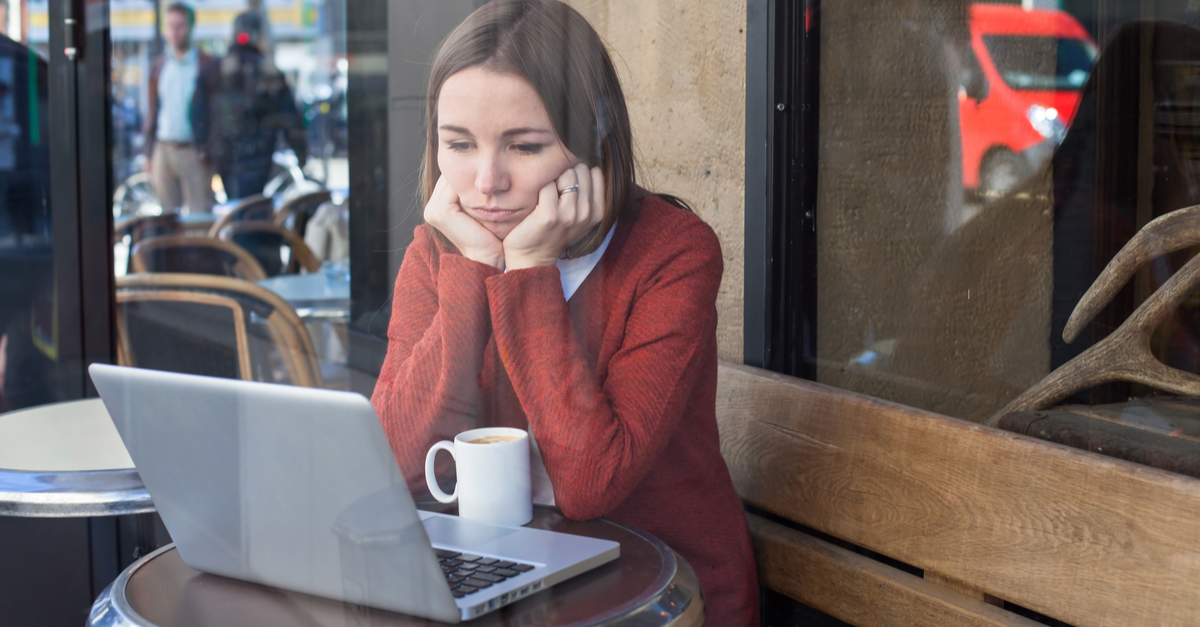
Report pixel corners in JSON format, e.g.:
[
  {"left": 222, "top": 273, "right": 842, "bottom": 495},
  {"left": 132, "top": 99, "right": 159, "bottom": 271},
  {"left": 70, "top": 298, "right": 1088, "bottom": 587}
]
[
  {"left": 438, "top": 174, "right": 460, "bottom": 207},
  {"left": 571, "top": 163, "right": 591, "bottom": 224},
  {"left": 425, "top": 176, "right": 447, "bottom": 223},
  {"left": 555, "top": 167, "right": 580, "bottom": 224}
]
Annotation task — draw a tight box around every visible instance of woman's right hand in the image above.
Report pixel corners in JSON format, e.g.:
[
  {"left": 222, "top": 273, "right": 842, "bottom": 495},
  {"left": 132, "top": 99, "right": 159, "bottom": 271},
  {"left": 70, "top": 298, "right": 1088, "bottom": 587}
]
[{"left": 423, "top": 175, "right": 505, "bottom": 268}]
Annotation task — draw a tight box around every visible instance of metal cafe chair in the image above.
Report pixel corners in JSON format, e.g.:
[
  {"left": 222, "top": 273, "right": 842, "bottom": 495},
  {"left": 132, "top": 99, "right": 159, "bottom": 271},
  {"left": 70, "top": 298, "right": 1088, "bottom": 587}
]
[
  {"left": 206, "top": 194, "right": 275, "bottom": 238},
  {"left": 215, "top": 221, "right": 322, "bottom": 277},
  {"left": 115, "top": 273, "right": 324, "bottom": 388},
  {"left": 273, "top": 190, "right": 332, "bottom": 240},
  {"left": 130, "top": 235, "right": 268, "bottom": 282}
]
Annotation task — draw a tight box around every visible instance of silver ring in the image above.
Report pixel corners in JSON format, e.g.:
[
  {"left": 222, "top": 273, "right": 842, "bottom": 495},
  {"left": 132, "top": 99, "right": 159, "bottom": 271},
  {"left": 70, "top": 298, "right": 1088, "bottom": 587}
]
[{"left": 558, "top": 184, "right": 580, "bottom": 196}]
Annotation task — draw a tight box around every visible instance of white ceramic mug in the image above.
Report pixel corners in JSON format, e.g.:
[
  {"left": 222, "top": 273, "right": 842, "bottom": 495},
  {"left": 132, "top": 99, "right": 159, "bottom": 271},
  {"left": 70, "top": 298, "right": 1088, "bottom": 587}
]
[{"left": 424, "top": 427, "right": 533, "bottom": 526}]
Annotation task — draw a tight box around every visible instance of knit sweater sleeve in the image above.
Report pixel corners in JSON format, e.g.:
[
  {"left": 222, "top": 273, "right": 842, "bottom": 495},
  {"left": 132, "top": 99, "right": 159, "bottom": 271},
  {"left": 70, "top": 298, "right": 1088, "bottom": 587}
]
[
  {"left": 486, "top": 216, "right": 722, "bottom": 520},
  {"left": 371, "top": 226, "right": 501, "bottom": 487}
]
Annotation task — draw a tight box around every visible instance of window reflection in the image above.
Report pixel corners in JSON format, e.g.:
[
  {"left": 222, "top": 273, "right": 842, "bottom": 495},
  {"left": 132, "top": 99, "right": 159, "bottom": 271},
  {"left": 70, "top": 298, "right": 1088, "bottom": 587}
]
[
  {"left": 0, "top": 24, "right": 51, "bottom": 413},
  {"left": 107, "top": 0, "right": 351, "bottom": 390},
  {"left": 815, "top": 1, "right": 1200, "bottom": 421}
]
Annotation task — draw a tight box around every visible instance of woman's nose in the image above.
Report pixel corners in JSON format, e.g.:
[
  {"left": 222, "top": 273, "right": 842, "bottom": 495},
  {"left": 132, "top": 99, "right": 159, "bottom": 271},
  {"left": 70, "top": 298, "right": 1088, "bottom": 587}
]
[{"left": 475, "top": 156, "right": 510, "bottom": 196}]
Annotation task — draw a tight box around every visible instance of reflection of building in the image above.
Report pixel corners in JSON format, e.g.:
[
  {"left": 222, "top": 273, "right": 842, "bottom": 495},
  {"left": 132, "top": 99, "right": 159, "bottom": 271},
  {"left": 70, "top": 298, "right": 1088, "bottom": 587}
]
[
  {"left": 33, "top": 0, "right": 345, "bottom": 190},
  {"left": 27, "top": 0, "right": 321, "bottom": 43}
]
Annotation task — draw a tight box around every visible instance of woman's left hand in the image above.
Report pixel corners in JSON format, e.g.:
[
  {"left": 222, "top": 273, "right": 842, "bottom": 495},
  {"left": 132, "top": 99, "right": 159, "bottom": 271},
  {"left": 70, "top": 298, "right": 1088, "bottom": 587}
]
[{"left": 504, "top": 163, "right": 605, "bottom": 270}]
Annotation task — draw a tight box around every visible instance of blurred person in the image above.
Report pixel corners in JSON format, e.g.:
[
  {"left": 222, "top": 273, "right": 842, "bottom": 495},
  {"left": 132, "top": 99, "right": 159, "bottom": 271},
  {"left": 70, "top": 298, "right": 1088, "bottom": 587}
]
[
  {"left": 303, "top": 199, "right": 349, "bottom": 266},
  {"left": 191, "top": 11, "right": 307, "bottom": 201},
  {"left": 143, "top": 2, "right": 214, "bottom": 214},
  {"left": 369, "top": 2, "right": 757, "bottom": 624}
]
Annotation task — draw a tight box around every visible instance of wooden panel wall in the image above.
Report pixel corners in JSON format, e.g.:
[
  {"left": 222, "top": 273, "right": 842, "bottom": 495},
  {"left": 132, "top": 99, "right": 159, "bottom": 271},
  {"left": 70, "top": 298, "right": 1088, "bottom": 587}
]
[{"left": 716, "top": 362, "right": 1200, "bottom": 627}]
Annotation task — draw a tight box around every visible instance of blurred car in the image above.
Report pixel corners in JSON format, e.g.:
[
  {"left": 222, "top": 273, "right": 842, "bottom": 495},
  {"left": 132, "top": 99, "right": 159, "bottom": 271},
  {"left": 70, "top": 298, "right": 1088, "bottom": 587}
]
[{"left": 961, "top": 4, "right": 1097, "bottom": 199}]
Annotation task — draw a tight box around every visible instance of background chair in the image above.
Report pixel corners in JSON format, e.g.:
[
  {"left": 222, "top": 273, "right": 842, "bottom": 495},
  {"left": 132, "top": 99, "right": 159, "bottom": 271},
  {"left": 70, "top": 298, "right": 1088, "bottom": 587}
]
[
  {"left": 273, "top": 190, "right": 332, "bottom": 240},
  {"left": 207, "top": 194, "right": 274, "bottom": 238},
  {"left": 114, "top": 213, "right": 183, "bottom": 247},
  {"left": 130, "top": 235, "right": 267, "bottom": 281},
  {"left": 216, "top": 221, "right": 321, "bottom": 277},
  {"left": 115, "top": 273, "right": 323, "bottom": 388}
]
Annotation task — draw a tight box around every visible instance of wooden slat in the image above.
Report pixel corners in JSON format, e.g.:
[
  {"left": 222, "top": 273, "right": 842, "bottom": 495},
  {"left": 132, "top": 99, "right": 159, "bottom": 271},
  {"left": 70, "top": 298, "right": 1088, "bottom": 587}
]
[
  {"left": 717, "top": 362, "right": 1200, "bottom": 627},
  {"left": 749, "top": 514, "right": 1039, "bottom": 627},
  {"left": 923, "top": 571, "right": 1002, "bottom": 606}
]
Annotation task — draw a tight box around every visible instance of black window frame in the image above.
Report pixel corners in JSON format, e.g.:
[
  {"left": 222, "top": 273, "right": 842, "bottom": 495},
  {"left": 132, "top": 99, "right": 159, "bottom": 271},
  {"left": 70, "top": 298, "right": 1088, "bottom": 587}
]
[{"left": 744, "top": 0, "right": 819, "bottom": 380}]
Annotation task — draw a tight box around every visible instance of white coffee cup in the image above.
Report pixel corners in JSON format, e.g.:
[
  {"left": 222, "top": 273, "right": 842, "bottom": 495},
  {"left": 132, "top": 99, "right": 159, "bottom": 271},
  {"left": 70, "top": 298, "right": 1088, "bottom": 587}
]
[{"left": 424, "top": 427, "right": 533, "bottom": 526}]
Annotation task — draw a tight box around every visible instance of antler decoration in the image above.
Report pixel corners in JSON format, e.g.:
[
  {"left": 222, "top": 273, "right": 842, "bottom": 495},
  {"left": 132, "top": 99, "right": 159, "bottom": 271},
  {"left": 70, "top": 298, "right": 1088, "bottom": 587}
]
[{"left": 984, "top": 204, "right": 1200, "bottom": 426}]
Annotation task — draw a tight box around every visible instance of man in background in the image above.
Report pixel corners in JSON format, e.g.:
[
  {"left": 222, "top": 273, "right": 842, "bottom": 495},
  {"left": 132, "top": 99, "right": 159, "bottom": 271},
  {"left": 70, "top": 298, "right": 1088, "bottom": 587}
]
[
  {"left": 191, "top": 11, "right": 306, "bottom": 200},
  {"left": 144, "top": 3, "right": 213, "bottom": 214}
]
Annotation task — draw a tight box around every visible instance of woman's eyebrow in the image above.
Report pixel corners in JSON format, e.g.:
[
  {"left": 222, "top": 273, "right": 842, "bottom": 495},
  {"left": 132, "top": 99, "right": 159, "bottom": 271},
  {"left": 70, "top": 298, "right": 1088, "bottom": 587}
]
[
  {"left": 438, "top": 125, "right": 553, "bottom": 137},
  {"left": 501, "top": 127, "right": 553, "bottom": 137}
]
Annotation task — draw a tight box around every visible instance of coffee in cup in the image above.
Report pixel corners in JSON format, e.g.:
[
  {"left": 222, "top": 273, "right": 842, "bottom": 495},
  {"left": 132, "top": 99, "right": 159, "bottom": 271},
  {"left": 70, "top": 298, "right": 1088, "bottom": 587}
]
[{"left": 468, "top": 435, "right": 521, "bottom": 445}]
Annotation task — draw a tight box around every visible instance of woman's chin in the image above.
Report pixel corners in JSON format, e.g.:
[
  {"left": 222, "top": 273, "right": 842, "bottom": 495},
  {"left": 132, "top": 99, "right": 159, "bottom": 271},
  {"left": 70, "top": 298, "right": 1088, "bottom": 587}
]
[
  {"left": 490, "top": 226, "right": 517, "bottom": 241},
  {"left": 470, "top": 211, "right": 530, "bottom": 241}
]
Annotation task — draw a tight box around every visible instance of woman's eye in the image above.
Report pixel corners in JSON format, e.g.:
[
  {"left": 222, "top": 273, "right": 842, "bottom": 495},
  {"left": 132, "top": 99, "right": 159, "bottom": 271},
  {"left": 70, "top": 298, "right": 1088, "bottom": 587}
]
[
  {"left": 512, "top": 143, "right": 544, "bottom": 155},
  {"left": 446, "top": 141, "right": 473, "bottom": 153}
]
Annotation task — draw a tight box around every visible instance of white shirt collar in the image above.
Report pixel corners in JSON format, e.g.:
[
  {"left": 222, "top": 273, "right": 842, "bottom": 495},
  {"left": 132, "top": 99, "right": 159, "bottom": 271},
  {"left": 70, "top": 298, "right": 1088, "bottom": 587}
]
[
  {"left": 501, "top": 224, "right": 616, "bottom": 301},
  {"left": 556, "top": 224, "right": 615, "bottom": 301}
]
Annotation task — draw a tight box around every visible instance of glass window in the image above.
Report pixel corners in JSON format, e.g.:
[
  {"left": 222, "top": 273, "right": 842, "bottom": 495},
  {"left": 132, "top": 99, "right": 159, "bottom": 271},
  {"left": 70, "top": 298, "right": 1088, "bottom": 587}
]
[
  {"left": 770, "top": 1, "right": 1200, "bottom": 424},
  {"left": 108, "top": 0, "right": 352, "bottom": 389},
  {"left": 983, "top": 34, "right": 1096, "bottom": 90},
  {"left": 0, "top": 5, "right": 55, "bottom": 413}
]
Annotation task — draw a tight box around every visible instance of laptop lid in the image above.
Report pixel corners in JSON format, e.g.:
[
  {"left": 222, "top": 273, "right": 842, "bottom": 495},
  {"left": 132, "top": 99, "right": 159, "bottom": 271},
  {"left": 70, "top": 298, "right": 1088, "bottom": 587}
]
[{"left": 89, "top": 364, "right": 462, "bottom": 623}]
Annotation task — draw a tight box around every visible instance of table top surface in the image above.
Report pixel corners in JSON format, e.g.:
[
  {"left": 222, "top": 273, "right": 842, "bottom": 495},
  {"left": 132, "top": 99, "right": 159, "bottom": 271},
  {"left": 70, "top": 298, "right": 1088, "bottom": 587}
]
[
  {"left": 257, "top": 271, "right": 350, "bottom": 304},
  {"left": 0, "top": 398, "right": 132, "bottom": 472},
  {"left": 90, "top": 507, "right": 704, "bottom": 627},
  {"left": 0, "top": 398, "right": 152, "bottom": 518}
]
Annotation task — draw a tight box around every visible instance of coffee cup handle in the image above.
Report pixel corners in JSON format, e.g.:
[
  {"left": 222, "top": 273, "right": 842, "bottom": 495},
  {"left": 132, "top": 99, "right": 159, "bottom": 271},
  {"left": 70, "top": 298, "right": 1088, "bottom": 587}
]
[{"left": 425, "top": 441, "right": 458, "bottom": 504}]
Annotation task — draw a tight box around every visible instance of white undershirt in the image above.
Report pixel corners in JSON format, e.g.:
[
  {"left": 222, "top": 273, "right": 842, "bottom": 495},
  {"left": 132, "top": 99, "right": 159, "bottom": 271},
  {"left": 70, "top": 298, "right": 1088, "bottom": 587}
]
[{"left": 527, "top": 224, "right": 616, "bottom": 505}]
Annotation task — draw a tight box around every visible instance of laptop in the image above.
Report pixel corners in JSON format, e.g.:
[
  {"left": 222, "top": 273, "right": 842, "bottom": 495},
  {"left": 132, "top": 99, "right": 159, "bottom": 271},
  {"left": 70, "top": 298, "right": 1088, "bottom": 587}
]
[{"left": 89, "top": 364, "right": 620, "bottom": 622}]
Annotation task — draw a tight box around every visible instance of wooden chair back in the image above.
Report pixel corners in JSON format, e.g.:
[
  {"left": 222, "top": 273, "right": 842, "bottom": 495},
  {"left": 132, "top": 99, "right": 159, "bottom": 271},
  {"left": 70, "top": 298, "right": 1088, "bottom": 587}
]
[
  {"left": 115, "top": 273, "right": 323, "bottom": 388},
  {"left": 207, "top": 195, "right": 274, "bottom": 238},
  {"left": 130, "top": 235, "right": 268, "bottom": 282},
  {"left": 715, "top": 362, "right": 1200, "bottom": 627},
  {"left": 216, "top": 221, "right": 322, "bottom": 276},
  {"left": 273, "top": 190, "right": 332, "bottom": 239}
]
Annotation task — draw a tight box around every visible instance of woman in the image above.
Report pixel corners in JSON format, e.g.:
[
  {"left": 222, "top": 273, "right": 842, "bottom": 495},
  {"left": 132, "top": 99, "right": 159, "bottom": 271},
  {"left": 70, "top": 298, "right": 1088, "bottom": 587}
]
[{"left": 371, "top": 1, "right": 757, "bottom": 623}]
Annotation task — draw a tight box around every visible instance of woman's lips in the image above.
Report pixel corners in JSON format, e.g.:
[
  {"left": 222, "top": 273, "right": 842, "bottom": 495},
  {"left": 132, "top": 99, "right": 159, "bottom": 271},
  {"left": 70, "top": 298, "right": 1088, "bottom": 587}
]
[{"left": 469, "top": 207, "right": 522, "bottom": 222}]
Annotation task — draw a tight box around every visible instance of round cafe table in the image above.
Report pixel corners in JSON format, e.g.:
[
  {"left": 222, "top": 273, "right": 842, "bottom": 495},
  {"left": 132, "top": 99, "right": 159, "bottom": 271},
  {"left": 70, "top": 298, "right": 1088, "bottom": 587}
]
[
  {"left": 0, "top": 398, "right": 152, "bottom": 517},
  {"left": 87, "top": 506, "right": 705, "bottom": 627}
]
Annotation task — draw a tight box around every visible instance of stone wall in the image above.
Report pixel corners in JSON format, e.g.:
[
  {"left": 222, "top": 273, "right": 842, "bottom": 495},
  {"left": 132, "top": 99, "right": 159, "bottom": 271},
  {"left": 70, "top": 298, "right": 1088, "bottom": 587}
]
[{"left": 566, "top": 0, "right": 748, "bottom": 361}]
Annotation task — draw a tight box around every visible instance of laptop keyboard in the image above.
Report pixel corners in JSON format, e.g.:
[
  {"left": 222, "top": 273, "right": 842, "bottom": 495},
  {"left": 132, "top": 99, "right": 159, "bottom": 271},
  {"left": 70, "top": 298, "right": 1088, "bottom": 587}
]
[{"left": 434, "top": 549, "right": 537, "bottom": 598}]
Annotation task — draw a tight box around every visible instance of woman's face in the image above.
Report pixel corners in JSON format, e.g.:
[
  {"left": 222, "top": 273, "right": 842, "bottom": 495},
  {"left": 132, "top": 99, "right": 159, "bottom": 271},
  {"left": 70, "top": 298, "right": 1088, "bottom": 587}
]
[{"left": 437, "top": 66, "right": 580, "bottom": 240}]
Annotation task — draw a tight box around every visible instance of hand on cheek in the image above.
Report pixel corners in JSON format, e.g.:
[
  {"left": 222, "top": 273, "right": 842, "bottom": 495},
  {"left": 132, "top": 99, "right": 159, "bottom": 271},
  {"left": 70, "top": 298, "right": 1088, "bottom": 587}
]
[
  {"left": 503, "top": 163, "right": 605, "bottom": 271},
  {"left": 423, "top": 175, "right": 505, "bottom": 268}
]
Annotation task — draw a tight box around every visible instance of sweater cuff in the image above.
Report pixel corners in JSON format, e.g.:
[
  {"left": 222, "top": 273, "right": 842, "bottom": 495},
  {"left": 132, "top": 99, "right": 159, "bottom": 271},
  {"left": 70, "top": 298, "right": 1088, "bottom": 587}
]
[
  {"left": 437, "top": 252, "right": 503, "bottom": 315},
  {"left": 439, "top": 252, "right": 504, "bottom": 280},
  {"left": 485, "top": 265, "right": 564, "bottom": 307}
]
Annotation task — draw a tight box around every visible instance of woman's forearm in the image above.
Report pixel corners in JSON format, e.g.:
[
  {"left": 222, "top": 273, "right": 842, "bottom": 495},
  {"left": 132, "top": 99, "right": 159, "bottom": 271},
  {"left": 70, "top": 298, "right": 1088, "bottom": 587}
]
[{"left": 372, "top": 242, "right": 500, "bottom": 486}]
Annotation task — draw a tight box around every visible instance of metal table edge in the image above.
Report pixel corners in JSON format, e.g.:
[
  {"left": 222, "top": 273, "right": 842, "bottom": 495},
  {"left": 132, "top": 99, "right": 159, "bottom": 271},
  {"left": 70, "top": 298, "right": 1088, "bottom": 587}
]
[
  {"left": 88, "top": 521, "right": 705, "bottom": 627},
  {"left": 0, "top": 468, "right": 154, "bottom": 518},
  {"left": 88, "top": 544, "right": 177, "bottom": 627}
]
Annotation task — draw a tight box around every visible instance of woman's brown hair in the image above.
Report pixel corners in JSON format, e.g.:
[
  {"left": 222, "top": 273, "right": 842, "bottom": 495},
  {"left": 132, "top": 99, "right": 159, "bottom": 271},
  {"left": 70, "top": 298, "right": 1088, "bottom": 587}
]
[{"left": 421, "top": 0, "right": 689, "bottom": 258}]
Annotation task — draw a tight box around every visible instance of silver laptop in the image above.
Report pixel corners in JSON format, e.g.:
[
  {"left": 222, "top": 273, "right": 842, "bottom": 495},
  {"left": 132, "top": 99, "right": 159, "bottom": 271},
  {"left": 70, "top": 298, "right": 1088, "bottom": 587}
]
[{"left": 89, "top": 364, "right": 619, "bottom": 622}]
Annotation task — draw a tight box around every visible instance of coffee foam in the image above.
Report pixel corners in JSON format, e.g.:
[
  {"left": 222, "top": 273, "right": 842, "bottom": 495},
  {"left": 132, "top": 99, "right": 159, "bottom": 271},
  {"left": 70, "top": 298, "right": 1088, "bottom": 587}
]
[{"left": 468, "top": 435, "right": 521, "bottom": 445}]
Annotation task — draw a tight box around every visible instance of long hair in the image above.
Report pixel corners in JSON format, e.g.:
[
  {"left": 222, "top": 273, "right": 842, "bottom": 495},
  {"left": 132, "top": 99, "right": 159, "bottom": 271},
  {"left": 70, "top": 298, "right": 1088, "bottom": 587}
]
[{"left": 421, "top": 0, "right": 689, "bottom": 258}]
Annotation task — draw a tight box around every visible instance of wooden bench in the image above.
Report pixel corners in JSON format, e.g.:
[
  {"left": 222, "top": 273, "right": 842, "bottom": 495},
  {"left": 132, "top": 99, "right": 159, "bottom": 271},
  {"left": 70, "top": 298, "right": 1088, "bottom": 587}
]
[{"left": 715, "top": 362, "right": 1200, "bottom": 627}]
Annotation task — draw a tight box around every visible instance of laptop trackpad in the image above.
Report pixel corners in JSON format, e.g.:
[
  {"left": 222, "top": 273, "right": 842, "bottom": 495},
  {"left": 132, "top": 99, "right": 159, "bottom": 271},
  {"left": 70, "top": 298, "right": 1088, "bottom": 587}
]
[{"left": 422, "top": 515, "right": 520, "bottom": 550}]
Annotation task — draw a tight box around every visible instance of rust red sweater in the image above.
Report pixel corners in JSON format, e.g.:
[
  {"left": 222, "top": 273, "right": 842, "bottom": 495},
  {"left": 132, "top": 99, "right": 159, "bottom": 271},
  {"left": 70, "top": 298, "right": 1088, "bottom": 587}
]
[{"left": 372, "top": 197, "right": 758, "bottom": 626}]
